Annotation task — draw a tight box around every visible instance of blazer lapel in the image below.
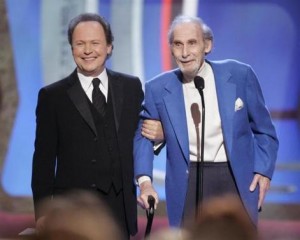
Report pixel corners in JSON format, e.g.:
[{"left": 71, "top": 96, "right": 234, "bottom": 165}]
[
  {"left": 209, "top": 61, "right": 236, "bottom": 154},
  {"left": 163, "top": 70, "right": 189, "bottom": 164},
  {"left": 67, "top": 70, "right": 98, "bottom": 136},
  {"left": 107, "top": 70, "right": 123, "bottom": 132}
]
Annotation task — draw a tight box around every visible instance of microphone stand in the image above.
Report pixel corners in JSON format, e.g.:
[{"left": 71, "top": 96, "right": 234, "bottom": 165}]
[
  {"left": 191, "top": 103, "right": 201, "bottom": 220},
  {"left": 194, "top": 77, "right": 205, "bottom": 220},
  {"left": 196, "top": 90, "right": 205, "bottom": 219}
]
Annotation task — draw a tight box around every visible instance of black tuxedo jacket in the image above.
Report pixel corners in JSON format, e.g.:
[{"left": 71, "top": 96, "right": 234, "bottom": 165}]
[{"left": 32, "top": 69, "right": 143, "bottom": 234}]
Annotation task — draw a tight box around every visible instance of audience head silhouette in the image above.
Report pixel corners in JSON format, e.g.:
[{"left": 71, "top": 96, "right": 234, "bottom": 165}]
[
  {"left": 34, "top": 190, "right": 123, "bottom": 240},
  {"left": 184, "top": 194, "right": 257, "bottom": 240}
]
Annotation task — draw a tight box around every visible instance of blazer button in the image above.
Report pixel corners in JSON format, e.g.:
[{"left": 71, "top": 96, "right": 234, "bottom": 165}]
[
  {"left": 94, "top": 137, "right": 98, "bottom": 142},
  {"left": 91, "top": 184, "right": 96, "bottom": 188},
  {"left": 186, "top": 170, "right": 189, "bottom": 174},
  {"left": 91, "top": 159, "right": 96, "bottom": 164}
]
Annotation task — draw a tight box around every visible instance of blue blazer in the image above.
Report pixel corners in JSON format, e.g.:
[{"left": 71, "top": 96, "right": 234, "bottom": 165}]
[{"left": 134, "top": 59, "right": 278, "bottom": 227}]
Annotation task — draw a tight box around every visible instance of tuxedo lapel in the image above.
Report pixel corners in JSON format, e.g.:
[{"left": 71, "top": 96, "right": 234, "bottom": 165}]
[
  {"left": 107, "top": 70, "right": 123, "bottom": 132},
  {"left": 163, "top": 71, "right": 189, "bottom": 163},
  {"left": 67, "top": 71, "right": 98, "bottom": 136}
]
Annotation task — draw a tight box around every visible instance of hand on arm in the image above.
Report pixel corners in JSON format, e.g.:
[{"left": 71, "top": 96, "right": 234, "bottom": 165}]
[
  {"left": 137, "top": 180, "right": 159, "bottom": 210},
  {"left": 141, "top": 120, "right": 164, "bottom": 144},
  {"left": 249, "top": 173, "right": 270, "bottom": 210}
]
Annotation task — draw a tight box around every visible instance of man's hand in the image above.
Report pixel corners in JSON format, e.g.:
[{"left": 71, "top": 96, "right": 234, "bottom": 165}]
[
  {"left": 249, "top": 173, "right": 270, "bottom": 210},
  {"left": 142, "top": 120, "right": 164, "bottom": 144},
  {"left": 137, "top": 180, "right": 159, "bottom": 210}
]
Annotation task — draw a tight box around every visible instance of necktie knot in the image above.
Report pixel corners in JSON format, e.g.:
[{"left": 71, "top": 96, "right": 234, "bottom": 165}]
[{"left": 92, "top": 78, "right": 101, "bottom": 88}]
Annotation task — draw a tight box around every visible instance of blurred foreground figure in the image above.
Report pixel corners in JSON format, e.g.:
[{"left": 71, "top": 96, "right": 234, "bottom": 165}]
[
  {"left": 184, "top": 194, "right": 257, "bottom": 240},
  {"left": 33, "top": 190, "right": 123, "bottom": 240},
  {"left": 145, "top": 228, "right": 188, "bottom": 240}
]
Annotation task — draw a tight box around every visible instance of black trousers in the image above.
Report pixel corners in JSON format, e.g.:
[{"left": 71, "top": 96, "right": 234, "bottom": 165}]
[
  {"left": 97, "top": 185, "right": 129, "bottom": 239},
  {"left": 182, "top": 161, "right": 240, "bottom": 224}
]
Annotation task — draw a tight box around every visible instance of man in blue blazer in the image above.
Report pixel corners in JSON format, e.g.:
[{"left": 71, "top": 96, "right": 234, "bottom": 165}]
[{"left": 134, "top": 15, "right": 278, "bottom": 227}]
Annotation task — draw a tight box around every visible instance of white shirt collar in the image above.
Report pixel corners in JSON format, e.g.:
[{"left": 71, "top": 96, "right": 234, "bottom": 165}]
[
  {"left": 198, "top": 61, "right": 209, "bottom": 80},
  {"left": 77, "top": 69, "right": 109, "bottom": 94}
]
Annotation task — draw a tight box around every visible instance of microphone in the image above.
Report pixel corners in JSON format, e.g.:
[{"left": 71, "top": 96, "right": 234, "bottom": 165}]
[
  {"left": 194, "top": 76, "right": 205, "bottom": 91},
  {"left": 194, "top": 76, "right": 205, "bottom": 109}
]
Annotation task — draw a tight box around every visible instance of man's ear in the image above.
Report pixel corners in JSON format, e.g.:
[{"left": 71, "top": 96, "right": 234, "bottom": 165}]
[
  {"left": 107, "top": 44, "right": 113, "bottom": 55},
  {"left": 204, "top": 40, "right": 212, "bottom": 54}
]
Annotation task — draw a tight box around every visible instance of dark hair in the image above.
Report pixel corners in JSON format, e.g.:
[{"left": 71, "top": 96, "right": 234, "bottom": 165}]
[{"left": 67, "top": 13, "right": 114, "bottom": 47}]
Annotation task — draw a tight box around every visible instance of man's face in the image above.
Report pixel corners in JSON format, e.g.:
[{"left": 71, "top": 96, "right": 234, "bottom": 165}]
[
  {"left": 71, "top": 21, "right": 112, "bottom": 77},
  {"left": 171, "top": 22, "right": 212, "bottom": 80}
]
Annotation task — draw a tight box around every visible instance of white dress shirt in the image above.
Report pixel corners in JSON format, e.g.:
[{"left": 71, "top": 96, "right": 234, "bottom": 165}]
[
  {"left": 182, "top": 62, "right": 227, "bottom": 162},
  {"left": 77, "top": 69, "right": 108, "bottom": 102}
]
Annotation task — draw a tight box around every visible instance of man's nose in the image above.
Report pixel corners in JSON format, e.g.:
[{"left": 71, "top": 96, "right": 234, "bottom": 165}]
[
  {"left": 84, "top": 43, "right": 93, "bottom": 54},
  {"left": 182, "top": 45, "right": 189, "bottom": 57}
]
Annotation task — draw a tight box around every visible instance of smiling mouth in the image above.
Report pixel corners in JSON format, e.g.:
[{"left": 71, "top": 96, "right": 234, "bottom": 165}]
[
  {"left": 181, "top": 60, "right": 194, "bottom": 65},
  {"left": 82, "top": 57, "right": 97, "bottom": 61}
]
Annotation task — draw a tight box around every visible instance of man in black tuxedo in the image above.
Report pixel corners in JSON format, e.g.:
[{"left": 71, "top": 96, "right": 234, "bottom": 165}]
[{"left": 31, "top": 13, "right": 143, "bottom": 239}]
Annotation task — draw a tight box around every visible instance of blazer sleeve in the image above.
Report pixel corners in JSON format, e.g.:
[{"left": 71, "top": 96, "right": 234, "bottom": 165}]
[
  {"left": 134, "top": 81, "right": 161, "bottom": 181},
  {"left": 31, "top": 88, "right": 58, "bottom": 218},
  {"left": 246, "top": 66, "right": 279, "bottom": 179}
]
